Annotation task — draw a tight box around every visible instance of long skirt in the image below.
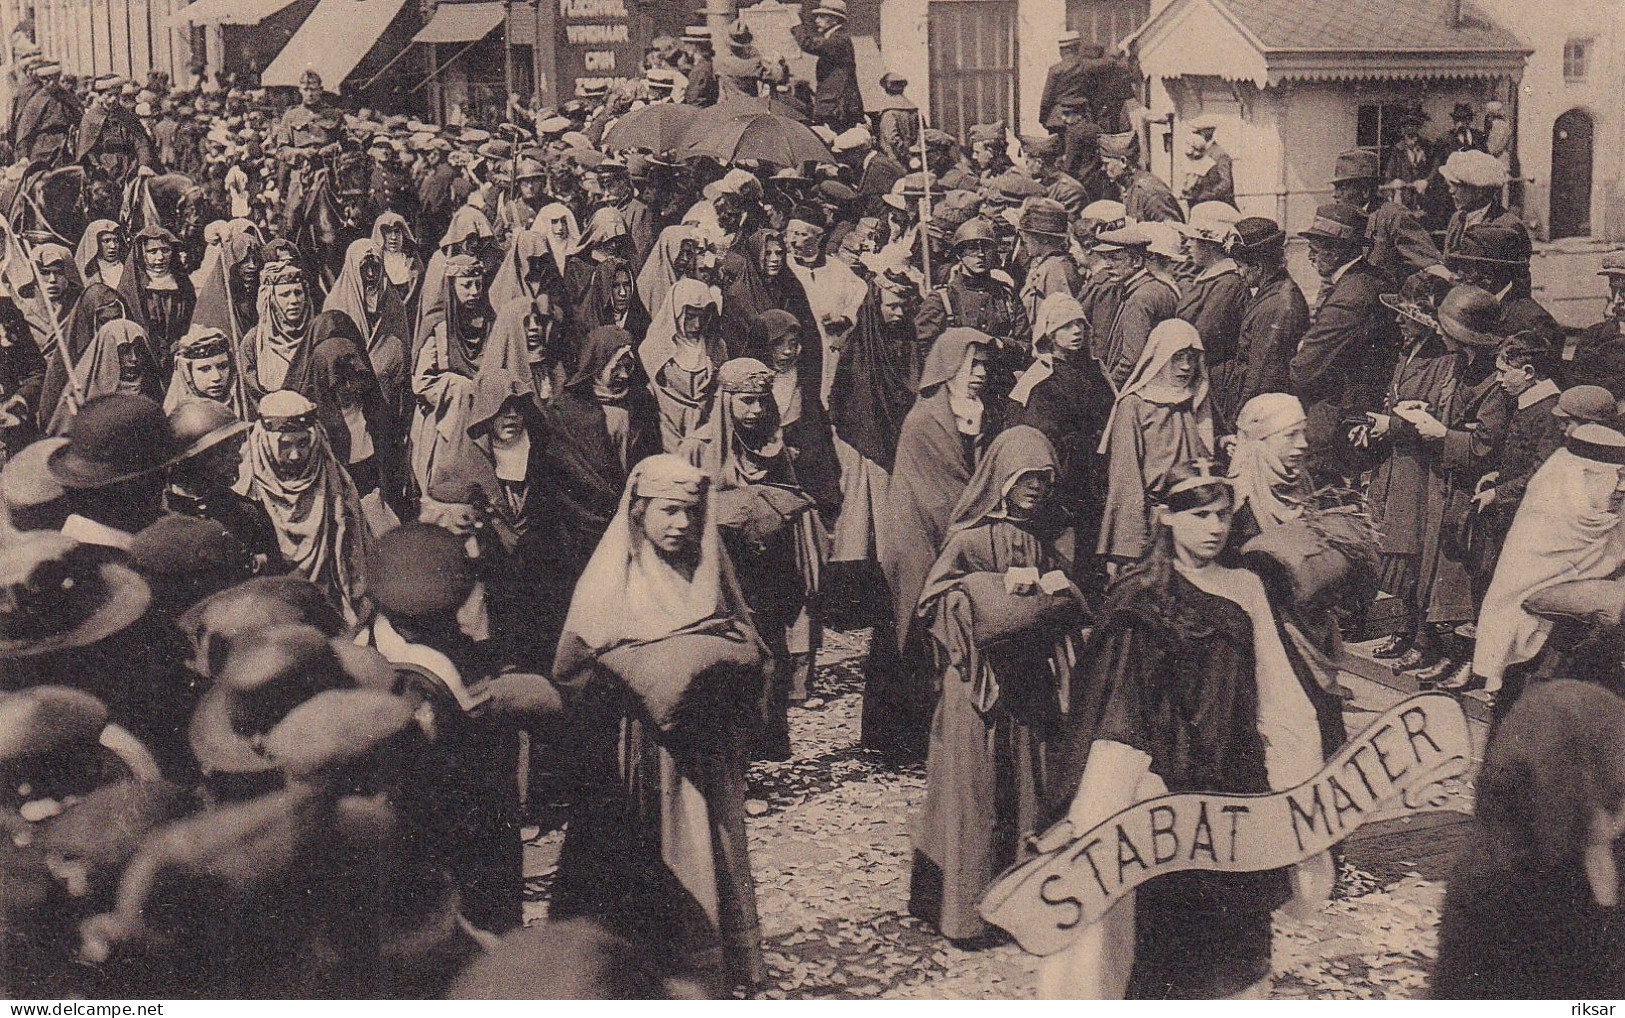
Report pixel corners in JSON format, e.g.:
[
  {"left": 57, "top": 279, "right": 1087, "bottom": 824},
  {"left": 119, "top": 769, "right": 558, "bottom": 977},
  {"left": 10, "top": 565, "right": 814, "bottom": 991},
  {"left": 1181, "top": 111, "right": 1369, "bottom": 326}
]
[
  {"left": 552, "top": 710, "right": 764, "bottom": 989},
  {"left": 908, "top": 650, "right": 1049, "bottom": 941}
]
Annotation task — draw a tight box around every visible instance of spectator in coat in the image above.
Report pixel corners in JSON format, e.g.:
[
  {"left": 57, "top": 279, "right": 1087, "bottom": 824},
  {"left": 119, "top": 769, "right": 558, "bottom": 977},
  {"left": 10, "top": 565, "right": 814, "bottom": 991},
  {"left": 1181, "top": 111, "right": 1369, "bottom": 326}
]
[
  {"left": 1440, "top": 149, "right": 1520, "bottom": 257},
  {"left": 874, "top": 72, "right": 919, "bottom": 168},
  {"left": 1182, "top": 117, "right": 1234, "bottom": 207},
  {"left": 1565, "top": 250, "right": 1625, "bottom": 400},
  {"left": 1175, "top": 202, "right": 1247, "bottom": 427},
  {"left": 1221, "top": 217, "right": 1307, "bottom": 437},
  {"left": 1329, "top": 148, "right": 1441, "bottom": 285},
  {"left": 1094, "top": 221, "right": 1181, "bottom": 390},
  {"left": 791, "top": 0, "right": 864, "bottom": 131},
  {"left": 1289, "top": 201, "right": 1398, "bottom": 484},
  {"left": 1037, "top": 32, "right": 1092, "bottom": 131},
  {"left": 1443, "top": 102, "right": 1486, "bottom": 155},
  {"left": 1099, "top": 131, "right": 1181, "bottom": 224},
  {"left": 1383, "top": 114, "right": 1436, "bottom": 213},
  {"left": 678, "top": 25, "right": 718, "bottom": 107},
  {"left": 1446, "top": 223, "right": 1561, "bottom": 353}
]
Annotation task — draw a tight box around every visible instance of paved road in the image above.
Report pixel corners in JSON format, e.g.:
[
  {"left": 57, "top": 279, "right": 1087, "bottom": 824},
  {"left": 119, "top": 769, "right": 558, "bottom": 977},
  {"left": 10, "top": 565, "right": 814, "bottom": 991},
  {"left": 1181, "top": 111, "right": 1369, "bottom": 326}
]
[{"left": 522, "top": 629, "right": 1485, "bottom": 999}]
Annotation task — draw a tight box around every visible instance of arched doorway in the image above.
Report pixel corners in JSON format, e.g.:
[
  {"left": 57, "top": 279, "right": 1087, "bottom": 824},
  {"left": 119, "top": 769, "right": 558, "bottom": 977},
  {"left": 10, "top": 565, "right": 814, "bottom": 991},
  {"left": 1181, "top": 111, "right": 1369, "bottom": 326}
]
[{"left": 1551, "top": 107, "right": 1594, "bottom": 239}]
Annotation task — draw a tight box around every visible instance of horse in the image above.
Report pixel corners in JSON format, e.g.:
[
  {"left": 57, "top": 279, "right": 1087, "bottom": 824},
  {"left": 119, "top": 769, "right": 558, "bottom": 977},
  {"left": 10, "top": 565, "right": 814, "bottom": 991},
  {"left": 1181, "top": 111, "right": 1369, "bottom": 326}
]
[
  {"left": 284, "top": 158, "right": 375, "bottom": 291},
  {"left": 0, "top": 164, "right": 123, "bottom": 248}
]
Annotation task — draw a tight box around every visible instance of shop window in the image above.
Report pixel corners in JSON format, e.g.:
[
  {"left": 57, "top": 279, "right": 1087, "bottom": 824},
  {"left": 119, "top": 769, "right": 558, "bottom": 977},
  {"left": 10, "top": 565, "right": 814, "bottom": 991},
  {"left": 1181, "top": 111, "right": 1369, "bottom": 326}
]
[{"left": 1356, "top": 102, "right": 1409, "bottom": 167}]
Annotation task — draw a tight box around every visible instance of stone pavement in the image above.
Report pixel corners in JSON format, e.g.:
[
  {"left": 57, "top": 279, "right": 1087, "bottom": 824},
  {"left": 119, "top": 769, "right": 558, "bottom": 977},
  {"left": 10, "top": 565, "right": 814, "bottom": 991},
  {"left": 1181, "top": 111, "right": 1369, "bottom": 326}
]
[{"left": 520, "top": 628, "right": 1487, "bottom": 999}]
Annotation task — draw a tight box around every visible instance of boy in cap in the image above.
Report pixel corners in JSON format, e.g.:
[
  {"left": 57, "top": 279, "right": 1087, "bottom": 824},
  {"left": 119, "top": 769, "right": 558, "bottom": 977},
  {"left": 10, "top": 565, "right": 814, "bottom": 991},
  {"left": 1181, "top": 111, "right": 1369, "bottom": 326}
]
[{"left": 1566, "top": 250, "right": 1625, "bottom": 401}]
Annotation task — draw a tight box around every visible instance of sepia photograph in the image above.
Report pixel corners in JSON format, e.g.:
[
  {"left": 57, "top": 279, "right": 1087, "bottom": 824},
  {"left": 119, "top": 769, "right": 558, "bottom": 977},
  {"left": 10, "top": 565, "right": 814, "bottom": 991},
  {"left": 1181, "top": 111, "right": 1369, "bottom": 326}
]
[{"left": 0, "top": 0, "right": 1617, "bottom": 1002}]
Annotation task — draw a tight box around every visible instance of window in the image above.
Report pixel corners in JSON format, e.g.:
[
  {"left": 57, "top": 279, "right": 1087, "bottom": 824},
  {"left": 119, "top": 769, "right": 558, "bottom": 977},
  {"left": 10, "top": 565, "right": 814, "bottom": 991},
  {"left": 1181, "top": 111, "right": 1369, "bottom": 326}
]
[
  {"left": 1356, "top": 102, "right": 1410, "bottom": 166},
  {"left": 1564, "top": 38, "right": 1592, "bottom": 81}
]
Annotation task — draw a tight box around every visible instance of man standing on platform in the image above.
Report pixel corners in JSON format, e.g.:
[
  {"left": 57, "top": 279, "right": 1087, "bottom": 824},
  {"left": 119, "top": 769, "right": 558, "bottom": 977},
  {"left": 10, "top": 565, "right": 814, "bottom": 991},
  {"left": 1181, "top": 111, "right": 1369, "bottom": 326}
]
[{"left": 792, "top": 0, "right": 863, "bottom": 131}]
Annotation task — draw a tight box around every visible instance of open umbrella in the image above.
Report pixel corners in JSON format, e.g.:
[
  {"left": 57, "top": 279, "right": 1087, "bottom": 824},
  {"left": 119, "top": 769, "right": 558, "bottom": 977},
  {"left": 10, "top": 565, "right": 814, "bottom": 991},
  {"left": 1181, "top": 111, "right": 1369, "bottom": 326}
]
[
  {"left": 601, "top": 103, "right": 704, "bottom": 154},
  {"left": 678, "top": 111, "right": 833, "bottom": 169},
  {"left": 708, "top": 95, "right": 809, "bottom": 122}
]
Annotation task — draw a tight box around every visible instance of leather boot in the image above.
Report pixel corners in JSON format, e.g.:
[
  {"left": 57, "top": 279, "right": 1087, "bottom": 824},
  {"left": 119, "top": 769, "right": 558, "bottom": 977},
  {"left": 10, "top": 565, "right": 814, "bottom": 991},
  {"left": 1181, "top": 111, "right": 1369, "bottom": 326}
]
[{"left": 1372, "top": 634, "right": 1411, "bottom": 659}]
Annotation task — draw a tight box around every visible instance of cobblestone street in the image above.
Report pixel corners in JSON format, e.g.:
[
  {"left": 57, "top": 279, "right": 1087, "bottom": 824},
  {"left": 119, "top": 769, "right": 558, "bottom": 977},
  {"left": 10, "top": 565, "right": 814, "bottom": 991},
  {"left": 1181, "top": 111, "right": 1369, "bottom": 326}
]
[{"left": 522, "top": 628, "right": 1485, "bottom": 1000}]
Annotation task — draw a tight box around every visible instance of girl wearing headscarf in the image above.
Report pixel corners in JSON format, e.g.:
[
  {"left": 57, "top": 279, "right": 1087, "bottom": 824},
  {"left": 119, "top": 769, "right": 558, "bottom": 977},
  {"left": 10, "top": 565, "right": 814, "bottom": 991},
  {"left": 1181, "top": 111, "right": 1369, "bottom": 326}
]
[
  {"left": 322, "top": 237, "right": 411, "bottom": 415},
  {"left": 190, "top": 222, "right": 264, "bottom": 347},
  {"left": 372, "top": 211, "right": 424, "bottom": 319},
  {"left": 46, "top": 319, "right": 161, "bottom": 435},
  {"left": 1097, "top": 318, "right": 1214, "bottom": 568},
  {"left": 1225, "top": 391, "right": 1369, "bottom": 728},
  {"left": 76, "top": 219, "right": 126, "bottom": 291},
  {"left": 239, "top": 261, "right": 316, "bottom": 405},
  {"left": 411, "top": 255, "right": 494, "bottom": 496},
  {"left": 487, "top": 230, "right": 562, "bottom": 312},
  {"left": 1472, "top": 425, "right": 1625, "bottom": 709},
  {"left": 416, "top": 206, "right": 496, "bottom": 361},
  {"left": 164, "top": 325, "right": 239, "bottom": 414},
  {"left": 1037, "top": 461, "right": 1335, "bottom": 999},
  {"left": 826, "top": 261, "right": 918, "bottom": 570},
  {"left": 116, "top": 225, "right": 198, "bottom": 377},
  {"left": 572, "top": 249, "right": 649, "bottom": 341},
  {"left": 550, "top": 454, "right": 767, "bottom": 991},
  {"left": 874, "top": 327, "right": 997, "bottom": 758},
  {"left": 15, "top": 242, "right": 82, "bottom": 361},
  {"left": 908, "top": 426, "right": 1088, "bottom": 943},
  {"left": 743, "top": 310, "right": 840, "bottom": 518},
  {"left": 246, "top": 390, "right": 372, "bottom": 625},
  {"left": 1010, "top": 292, "right": 1115, "bottom": 585},
  {"left": 636, "top": 224, "right": 719, "bottom": 316},
  {"left": 721, "top": 231, "right": 818, "bottom": 372},
  {"left": 640, "top": 277, "right": 726, "bottom": 453},
  {"left": 682, "top": 357, "right": 822, "bottom": 760},
  {"left": 308, "top": 309, "right": 404, "bottom": 535},
  {"left": 531, "top": 202, "right": 581, "bottom": 281},
  {"left": 1434, "top": 680, "right": 1625, "bottom": 999}
]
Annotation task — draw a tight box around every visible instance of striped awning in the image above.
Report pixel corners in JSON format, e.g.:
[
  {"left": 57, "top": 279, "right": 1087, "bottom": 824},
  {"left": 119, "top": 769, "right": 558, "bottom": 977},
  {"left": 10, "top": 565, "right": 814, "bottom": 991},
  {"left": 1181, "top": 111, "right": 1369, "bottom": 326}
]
[
  {"left": 411, "top": 2, "right": 505, "bottom": 45},
  {"left": 261, "top": 0, "right": 410, "bottom": 87},
  {"left": 170, "top": 0, "right": 304, "bottom": 27}
]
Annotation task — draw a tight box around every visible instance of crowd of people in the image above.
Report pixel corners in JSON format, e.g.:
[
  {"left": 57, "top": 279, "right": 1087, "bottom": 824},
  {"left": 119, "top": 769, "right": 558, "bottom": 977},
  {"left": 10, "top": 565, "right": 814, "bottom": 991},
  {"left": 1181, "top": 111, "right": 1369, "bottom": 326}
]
[{"left": 1, "top": 0, "right": 1625, "bottom": 1001}]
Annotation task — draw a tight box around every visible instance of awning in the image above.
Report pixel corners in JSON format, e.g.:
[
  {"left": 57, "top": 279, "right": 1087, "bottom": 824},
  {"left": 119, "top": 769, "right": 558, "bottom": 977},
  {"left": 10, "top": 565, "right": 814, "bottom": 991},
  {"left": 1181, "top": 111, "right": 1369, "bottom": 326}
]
[
  {"left": 262, "top": 0, "right": 411, "bottom": 87},
  {"left": 412, "top": 2, "right": 505, "bottom": 45},
  {"left": 170, "top": 0, "right": 304, "bottom": 27}
]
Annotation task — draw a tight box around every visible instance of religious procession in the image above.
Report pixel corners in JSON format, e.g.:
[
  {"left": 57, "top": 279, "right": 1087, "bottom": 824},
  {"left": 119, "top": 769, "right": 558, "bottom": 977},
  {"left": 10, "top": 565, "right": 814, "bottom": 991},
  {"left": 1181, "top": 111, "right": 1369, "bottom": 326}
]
[{"left": 0, "top": 0, "right": 1621, "bottom": 1001}]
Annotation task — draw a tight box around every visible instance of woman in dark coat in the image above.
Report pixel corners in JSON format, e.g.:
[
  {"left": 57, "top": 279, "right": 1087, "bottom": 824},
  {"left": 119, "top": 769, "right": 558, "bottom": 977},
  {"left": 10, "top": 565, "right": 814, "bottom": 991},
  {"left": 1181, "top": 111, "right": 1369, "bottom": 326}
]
[
  {"left": 908, "top": 426, "right": 1087, "bottom": 942},
  {"left": 873, "top": 327, "right": 996, "bottom": 758},
  {"left": 721, "top": 231, "right": 820, "bottom": 382},
  {"left": 1435, "top": 680, "right": 1625, "bottom": 998}
]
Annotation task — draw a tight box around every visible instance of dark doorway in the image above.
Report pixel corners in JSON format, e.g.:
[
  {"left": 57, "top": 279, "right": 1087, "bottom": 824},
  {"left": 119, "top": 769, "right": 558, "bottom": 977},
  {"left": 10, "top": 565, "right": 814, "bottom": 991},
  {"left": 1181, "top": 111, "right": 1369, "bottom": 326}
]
[{"left": 1551, "top": 107, "right": 1594, "bottom": 239}]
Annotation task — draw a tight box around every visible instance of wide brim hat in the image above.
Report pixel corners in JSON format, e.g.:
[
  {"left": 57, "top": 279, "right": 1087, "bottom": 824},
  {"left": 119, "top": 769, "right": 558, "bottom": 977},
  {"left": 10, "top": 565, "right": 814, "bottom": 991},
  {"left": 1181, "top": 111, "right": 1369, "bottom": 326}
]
[
  {"left": 0, "top": 536, "right": 151, "bottom": 660},
  {"left": 2, "top": 437, "right": 68, "bottom": 512},
  {"left": 1330, "top": 148, "right": 1380, "bottom": 184},
  {"left": 1437, "top": 285, "right": 1503, "bottom": 348},
  {"left": 47, "top": 394, "right": 177, "bottom": 490},
  {"left": 176, "top": 418, "right": 248, "bottom": 462},
  {"left": 1298, "top": 202, "right": 1369, "bottom": 246}
]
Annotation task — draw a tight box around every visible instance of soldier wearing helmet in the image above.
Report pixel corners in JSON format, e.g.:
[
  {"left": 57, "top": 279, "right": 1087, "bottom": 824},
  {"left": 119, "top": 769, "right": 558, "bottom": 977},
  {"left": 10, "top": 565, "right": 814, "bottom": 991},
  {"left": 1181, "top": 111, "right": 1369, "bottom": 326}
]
[{"left": 915, "top": 216, "right": 1030, "bottom": 404}]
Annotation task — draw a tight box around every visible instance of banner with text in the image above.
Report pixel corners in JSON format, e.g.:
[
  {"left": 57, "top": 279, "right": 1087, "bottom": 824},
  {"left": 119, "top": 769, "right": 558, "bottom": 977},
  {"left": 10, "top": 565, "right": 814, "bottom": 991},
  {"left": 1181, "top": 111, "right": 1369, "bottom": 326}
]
[{"left": 979, "top": 693, "right": 1473, "bottom": 956}]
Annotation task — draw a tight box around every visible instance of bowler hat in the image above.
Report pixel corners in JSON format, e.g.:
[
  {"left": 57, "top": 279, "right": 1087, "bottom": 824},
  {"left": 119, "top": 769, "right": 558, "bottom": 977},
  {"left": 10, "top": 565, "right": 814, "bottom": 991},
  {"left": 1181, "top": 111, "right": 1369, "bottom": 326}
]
[
  {"left": 0, "top": 533, "right": 151, "bottom": 659},
  {"left": 1229, "top": 216, "right": 1285, "bottom": 258},
  {"left": 1437, "top": 285, "right": 1503, "bottom": 349},
  {"left": 0, "top": 685, "right": 108, "bottom": 762},
  {"left": 1, "top": 437, "right": 68, "bottom": 515},
  {"left": 48, "top": 394, "right": 176, "bottom": 490},
  {"left": 1330, "top": 148, "right": 1380, "bottom": 184},
  {"left": 1554, "top": 385, "right": 1618, "bottom": 424}
]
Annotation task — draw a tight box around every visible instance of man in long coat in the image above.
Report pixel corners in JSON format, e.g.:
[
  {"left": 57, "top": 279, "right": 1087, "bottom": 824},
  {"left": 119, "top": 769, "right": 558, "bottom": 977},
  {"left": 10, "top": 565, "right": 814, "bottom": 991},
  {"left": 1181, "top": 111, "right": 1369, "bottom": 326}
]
[
  {"left": 1329, "top": 148, "right": 1441, "bottom": 285},
  {"left": 791, "top": 0, "right": 864, "bottom": 131},
  {"left": 1290, "top": 202, "right": 1397, "bottom": 483}
]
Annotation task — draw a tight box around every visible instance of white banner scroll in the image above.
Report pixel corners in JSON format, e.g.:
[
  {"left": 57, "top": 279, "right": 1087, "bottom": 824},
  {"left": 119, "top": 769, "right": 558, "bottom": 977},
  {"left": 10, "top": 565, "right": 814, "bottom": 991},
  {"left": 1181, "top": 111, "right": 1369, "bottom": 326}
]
[{"left": 979, "top": 693, "right": 1473, "bottom": 956}]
